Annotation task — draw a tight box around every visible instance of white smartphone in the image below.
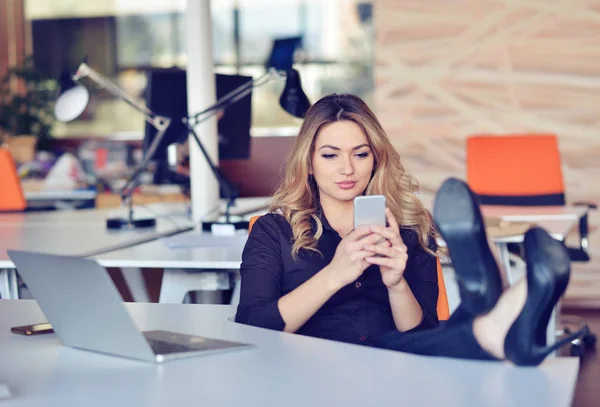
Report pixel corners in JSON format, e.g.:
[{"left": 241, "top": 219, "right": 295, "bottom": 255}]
[{"left": 354, "top": 195, "right": 387, "bottom": 229}]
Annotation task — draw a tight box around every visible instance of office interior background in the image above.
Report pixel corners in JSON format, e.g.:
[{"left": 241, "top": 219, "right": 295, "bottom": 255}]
[{"left": 1, "top": 0, "right": 599, "bottom": 306}]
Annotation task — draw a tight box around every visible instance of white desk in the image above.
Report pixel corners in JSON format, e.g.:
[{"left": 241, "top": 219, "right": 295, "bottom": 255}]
[
  {"left": 481, "top": 205, "right": 586, "bottom": 279},
  {"left": 24, "top": 189, "right": 97, "bottom": 210},
  {"left": 0, "top": 300, "right": 580, "bottom": 407},
  {"left": 481, "top": 207, "right": 586, "bottom": 348},
  {"left": 482, "top": 205, "right": 589, "bottom": 222},
  {"left": 92, "top": 215, "right": 581, "bottom": 304},
  {"left": 94, "top": 230, "right": 245, "bottom": 270},
  {"left": 0, "top": 203, "right": 194, "bottom": 299}
]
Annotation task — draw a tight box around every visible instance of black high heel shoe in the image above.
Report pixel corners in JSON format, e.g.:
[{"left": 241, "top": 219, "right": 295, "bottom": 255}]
[
  {"left": 433, "top": 178, "right": 503, "bottom": 316},
  {"left": 504, "top": 227, "right": 588, "bottom": 366}
]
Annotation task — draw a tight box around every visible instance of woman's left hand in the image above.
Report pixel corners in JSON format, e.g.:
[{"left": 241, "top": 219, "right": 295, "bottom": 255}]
[{"left": 364, "top": 208, "right": 408, "bottom": 289}]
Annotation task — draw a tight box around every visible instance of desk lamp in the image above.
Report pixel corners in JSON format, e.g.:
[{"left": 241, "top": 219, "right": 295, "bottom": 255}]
[
  {"left": 54, "top": 63, "right": 170, "bottom": 229},
  {"left": 183, "top": 67, "right": 310, "bottom": 230},
  {"left": 55, "top": 64, "right": 311, "bottom": 231}
]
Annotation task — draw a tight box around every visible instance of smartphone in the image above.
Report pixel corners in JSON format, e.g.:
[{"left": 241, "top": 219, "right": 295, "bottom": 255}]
[
  {"left": 11, "top": 322, "right": 54, "bottom": 336},
  {"left": 354, "top": 195, "right": 387, "bottom": 229}
]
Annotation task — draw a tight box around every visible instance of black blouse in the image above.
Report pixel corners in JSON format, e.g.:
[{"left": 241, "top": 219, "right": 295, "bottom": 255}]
[{"left": 235, "top": 213, "right": 439, "bottom": 346}]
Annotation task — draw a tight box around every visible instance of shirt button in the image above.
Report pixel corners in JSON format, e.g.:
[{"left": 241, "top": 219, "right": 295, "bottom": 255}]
[
  {"left": 355, "top": 282, "right": 362, "bottom": 288},
  {"left": 359, "top": 336, "right": 367, "bottom": 342}
]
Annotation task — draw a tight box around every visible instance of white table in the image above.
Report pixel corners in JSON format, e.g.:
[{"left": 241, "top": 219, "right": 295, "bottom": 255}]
[
  {"left": 0, "top": 203, "right": 195, "bottom": 299},
  {"left": 481, "top": 205, "right": 589, "bottom": 222},
  {"left": 481, "top": 204, "right": 588, "bottom": 279},
  {"left": 92, "top": 230, "right": 247, "bottom": 303},
  {"left": 24, "top": 190, "right": 97, "bottom": 210},
  {"left": 481, "top": 206, "right": 587, "bottom": 348},
  {"left": 0, "top": 300, "right": 580, "bottom": 407},
  {"left": 92, "top": 214, "right": 582, "bottom": 305}
]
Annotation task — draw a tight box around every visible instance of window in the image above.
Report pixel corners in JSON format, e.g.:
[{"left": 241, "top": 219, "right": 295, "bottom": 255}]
[{"left": 25, "top": 0, "right": 373, "bottom": 139}]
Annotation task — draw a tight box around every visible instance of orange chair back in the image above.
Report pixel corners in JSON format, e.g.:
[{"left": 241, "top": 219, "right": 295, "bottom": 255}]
[
  {"left": 466, "top": 134, "right": 566, "bottom": 206},
  {"left": 436, "top": 258, "right": 450, "bottom": 321},
  {"left": 0, "top": 148, "right": 26, "bottom": 212},
  {"left": 248, "top": 215, "right": 260, "bottom": 232},
  {"left": 248, "top": 215, "right": 451, "bottom": 321}
]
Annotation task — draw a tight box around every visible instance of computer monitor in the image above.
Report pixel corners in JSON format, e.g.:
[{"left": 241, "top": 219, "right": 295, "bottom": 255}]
[
  {"left": 144, "top": 68, "right": 187, "bottom": 159},
  {"left": 214, "top": 73, "right": 253, "bottom": 160},
  {"left": 144, "top": 70, "right": 253, "bottom": 166}
]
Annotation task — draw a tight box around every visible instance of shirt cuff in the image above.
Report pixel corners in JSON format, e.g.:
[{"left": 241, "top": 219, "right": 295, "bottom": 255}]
[{"left": 237, "top": 300, "right": 286, "bottom": 331}]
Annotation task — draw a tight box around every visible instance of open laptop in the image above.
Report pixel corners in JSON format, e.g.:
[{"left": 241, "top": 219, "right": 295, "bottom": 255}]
[{"left": 8, "top": 250, "right": 252, "bottom": 363}]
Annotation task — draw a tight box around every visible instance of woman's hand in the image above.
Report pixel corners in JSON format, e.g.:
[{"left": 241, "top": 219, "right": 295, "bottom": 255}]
[
  {"left": 364, "top": 208, "right": 409, "bottom": 290},
  {"left": 323, "top": 226, "right": 385, "bottom": 290}
]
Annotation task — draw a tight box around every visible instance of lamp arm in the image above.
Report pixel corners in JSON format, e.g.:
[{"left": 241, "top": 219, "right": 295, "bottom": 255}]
[
  {"left": 185, "top": 123, "right": 238, "bottom": 200},
  {"left": 71, "top": 63, "right": 172, "bottom": 201},
  {"left": 120, "top": 118, "right": 172, "bottom": 200},
  {"left": 187, "top": 68, "right": 282, "bottom": 124},
  {"left": 73, "top": 63, "right": 167, "bottom": 130},
  {"left": 182, "top": 69, "right": 286, "bottom": 221}
]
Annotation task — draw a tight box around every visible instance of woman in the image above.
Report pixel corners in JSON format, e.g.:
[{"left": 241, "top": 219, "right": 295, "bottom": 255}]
[{"left": 235, "top": 93, "right": 582, "bottom": 366}]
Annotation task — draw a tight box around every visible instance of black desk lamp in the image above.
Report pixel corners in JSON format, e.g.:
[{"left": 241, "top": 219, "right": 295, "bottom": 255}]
[
  {"left": 54, "top": 63, "right": 172, "bottom": 230},
  {"left": 184, "top": 67, "right": 310, "bottom": 230},
  {"left": 55, "top": 64, "right": 311, "bottom": 231}
]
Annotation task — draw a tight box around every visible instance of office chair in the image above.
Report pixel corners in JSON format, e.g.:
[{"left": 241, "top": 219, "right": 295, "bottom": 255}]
[
  {"left": 0, "top": 148, "right": 27, "bottom": 212},
  {"left": 248, "top": 216, "right": 451, "bottom": 321},
  {"left": 466, "top": 134, "right": 596, "bottom": 261},
  {"left": 466, "top": 134, "right": 596, "bottom": 355}
]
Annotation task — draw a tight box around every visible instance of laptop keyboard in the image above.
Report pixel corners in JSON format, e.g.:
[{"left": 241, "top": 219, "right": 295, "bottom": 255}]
[{"left": 146, "top": 338, "right": 194, "bottom": 355}]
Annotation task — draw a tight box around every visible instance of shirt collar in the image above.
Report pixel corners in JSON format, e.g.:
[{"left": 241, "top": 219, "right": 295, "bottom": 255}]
[{"left": 315, "top": 201, "right": 336, "bottom": 233}]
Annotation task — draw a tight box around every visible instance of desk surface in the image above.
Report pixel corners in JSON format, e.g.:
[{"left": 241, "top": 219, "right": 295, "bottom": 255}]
[
  {"left": 0, "top": 300, "right": 579, "bottom": 407},
  {"left": 94, "top": 215, "right": 580, "bottom": 270},
  {"left": 0, "top": 203, "right": 194, "bottom": 269},
  {"left": 481, "top": 205, "right": 589, "bottom": 222},
  {"left": 93, "top": 229, "right": 245, "bottom": 269},
  {"left": 491, "top": 218, "right": 578, "bottom": 244},
  {"left": 24, "top": 189, "right": 97, "bottom": 201}
]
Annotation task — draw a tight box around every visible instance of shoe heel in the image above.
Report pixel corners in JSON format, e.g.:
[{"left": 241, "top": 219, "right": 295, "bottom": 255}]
[
  {"left": 504, "top": 227, "right": 573, "bottom": 366},
  {"left": 433, "top": 178, "right": 503, "bottom": 316}
]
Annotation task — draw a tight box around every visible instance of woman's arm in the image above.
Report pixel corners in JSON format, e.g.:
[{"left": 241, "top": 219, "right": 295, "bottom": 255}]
[
  {"left": 366, "top": 211, "right": 438, "bottom": 332},
  {"left": 278, "top": 226, "right": 384, "bottom": 332},
  {"left": 367, "top": 212, "right": 438, "bottom": 332},
  {"left": 235, "top": 215, "right": 289, "bottom": 330},
  {"left": 234, "top": 215, "right": 340, "bottom": 332},
  {"left": 276, "top": 265, "right": 340, "bottom": 333},
  {"left": 387, "top": 278, "right": 425, "bottom": 332},
  {"left": 395, "top": 232, "right": 439, "bottom": 331},
  {"left": 236, "top": 216, "right": 383, "bottom": 333}
]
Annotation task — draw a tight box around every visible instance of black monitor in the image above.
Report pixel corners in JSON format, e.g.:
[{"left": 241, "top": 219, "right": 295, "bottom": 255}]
[
  {"left": 214, "top": 73, "right": 253, "bottom": 160},
  {"left": 144, "top": 70, "right": 253, "bottom": 167},
  {"left": 144, "top": 68, "right": 189, "bottom": 162}
]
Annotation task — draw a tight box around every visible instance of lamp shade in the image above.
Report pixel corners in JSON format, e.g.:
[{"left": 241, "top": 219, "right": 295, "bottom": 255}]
[
  {"left": 279, "top": 69, "right": 311, "bottom": 118},
  {"left": 54, "top": 83, "right": 89, "bottom": 122}
]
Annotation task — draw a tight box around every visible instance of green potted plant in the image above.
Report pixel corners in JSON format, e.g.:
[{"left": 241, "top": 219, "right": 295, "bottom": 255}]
[{"left": 0, "top": 57, "right": 58, "bottom": 163}]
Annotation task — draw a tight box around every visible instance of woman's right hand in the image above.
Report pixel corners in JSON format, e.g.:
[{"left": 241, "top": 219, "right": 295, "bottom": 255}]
[{"left": 323, "top": 226, "right": 386, "bottom": 290}]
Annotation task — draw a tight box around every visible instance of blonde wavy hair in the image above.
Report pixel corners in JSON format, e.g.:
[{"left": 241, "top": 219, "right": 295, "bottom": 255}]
[{"left": 270, "top": 94, "right": 437, "bottom": 259}]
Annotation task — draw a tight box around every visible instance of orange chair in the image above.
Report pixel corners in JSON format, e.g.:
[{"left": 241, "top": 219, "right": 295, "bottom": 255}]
[
  {"left": 467, "top": 134, "right": 597, "bottom": 355},
  {"left": 466, "top": 134, "right": 596, "bottom": 262},
  {"left": 248, "top": 215, "right": 450, "bottom": 321},
  {"left": 0, "top": 148, "right": 27, "bottom": 212}
]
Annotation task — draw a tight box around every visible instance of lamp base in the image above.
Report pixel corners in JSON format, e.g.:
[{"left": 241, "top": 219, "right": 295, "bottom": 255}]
[
  {"left": 106, "top": 216, "right": 157, "bottom": 230},
  {"left": 201, "top": 219, "right": 250, "bottom": 232}
]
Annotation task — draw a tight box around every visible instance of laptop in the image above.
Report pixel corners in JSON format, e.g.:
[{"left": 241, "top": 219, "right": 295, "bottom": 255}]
[{"left": 8, "top": 250, "right": 252, "bottom": 363}]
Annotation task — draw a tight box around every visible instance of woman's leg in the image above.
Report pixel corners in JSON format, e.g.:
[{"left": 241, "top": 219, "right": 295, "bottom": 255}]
[
  {"left": 472, "top": 278, "right": 527, "bottom": 359},
  {"left": 376, "top": 279, "right": 527, "bottom": 361}
]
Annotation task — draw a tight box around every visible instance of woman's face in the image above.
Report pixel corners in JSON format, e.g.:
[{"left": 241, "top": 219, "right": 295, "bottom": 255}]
[{"left": 310, "top": 120, "right": 375, "bottom": 205}]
